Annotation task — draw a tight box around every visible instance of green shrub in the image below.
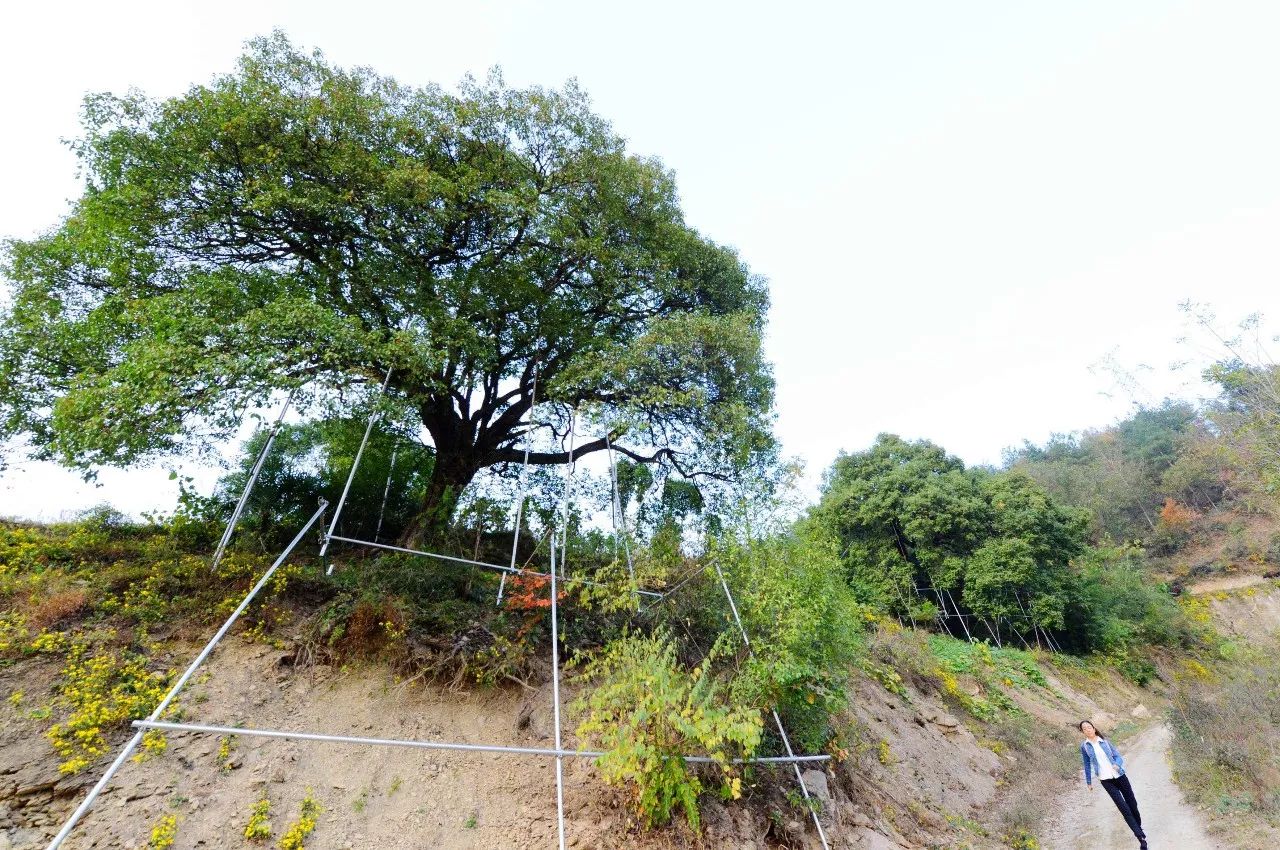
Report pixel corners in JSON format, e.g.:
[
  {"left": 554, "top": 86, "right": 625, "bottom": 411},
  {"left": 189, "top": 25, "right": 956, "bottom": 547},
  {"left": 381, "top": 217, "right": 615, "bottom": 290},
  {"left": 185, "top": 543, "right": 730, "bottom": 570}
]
[
  {"left": 711, "top": 522, "right": 864, "bottom": 750},
  {"left": 573, "top": 630, "right": 762, "bottom": 829},
  {"left": 1063, "top": 544, "right": 1205, "bottom": 653}
]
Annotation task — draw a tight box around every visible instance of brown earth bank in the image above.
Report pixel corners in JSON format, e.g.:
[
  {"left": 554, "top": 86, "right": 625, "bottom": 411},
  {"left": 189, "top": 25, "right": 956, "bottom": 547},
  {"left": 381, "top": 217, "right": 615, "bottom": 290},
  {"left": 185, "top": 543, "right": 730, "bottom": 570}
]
[{"left": 2, "top": 621, "right": 1171, "bottom": 850}]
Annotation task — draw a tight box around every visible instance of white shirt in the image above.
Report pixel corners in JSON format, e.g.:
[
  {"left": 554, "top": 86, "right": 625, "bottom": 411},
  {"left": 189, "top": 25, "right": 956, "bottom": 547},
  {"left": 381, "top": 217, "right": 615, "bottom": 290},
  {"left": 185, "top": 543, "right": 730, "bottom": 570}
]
[{"left": 1089, "top": 739, "right": 1119, "bottom": 781}]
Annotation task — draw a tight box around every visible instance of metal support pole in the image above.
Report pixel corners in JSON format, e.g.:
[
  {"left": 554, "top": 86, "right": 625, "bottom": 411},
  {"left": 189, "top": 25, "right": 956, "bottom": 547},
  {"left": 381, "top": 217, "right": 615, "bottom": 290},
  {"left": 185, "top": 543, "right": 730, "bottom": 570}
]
[
  {"left": 558, "top": 412, "right": 577, "bottom": 580},
  {"left": 982, "top": 615, "right": 1002, "bottom": 647},
  {"left": 550, "top": 534, "right": 567, "bottom": 850},
  {"left": 321, "top": 369, "right": 392, "bottom": 571},
  {"left": 373, "top": 446, "right": 398, "bottom": 543},
  {"left": 604, "top": 433, "right": 636, "bottom": 586},
  {"left": 46, "top": 502, "right": 328, "bottom": 850},
  {"left": 920, "top": 586, "right": 948, "bottom": 632},
  {"left": 549, "top": 423, "right": 579, "bottom": 848},
  {"left": 713, "top": 561, "right": 831, "bottom": 850},
  {"left": 1013, "top": 592, "right": 1042, "bottom": 650},
  {"left": 496, "top": 445, "right": 531, "bottom": 607},
  {"left": 943, "top": 588, "right": 974, "bottom": 642},
  {"left": 1005, "top": 616, "right": 1033, "bottom": 651},
  {"left": 211, "top": 391, "right": 296, "bottom": 572},
  {"left": 888, "top": 577, "right": 918, "bottom": 630},
  {"left": 497, "top": 367, "right": 538, "bottom": 606},
  {"left": 1016, "top": 590, "right": 1061, "bottom": 653}
]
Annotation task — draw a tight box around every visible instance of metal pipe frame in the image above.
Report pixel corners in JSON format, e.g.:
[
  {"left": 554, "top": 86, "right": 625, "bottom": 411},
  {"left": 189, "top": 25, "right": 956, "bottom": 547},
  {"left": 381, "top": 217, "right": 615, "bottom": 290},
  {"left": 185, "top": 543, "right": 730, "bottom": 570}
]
[
  {"left": 320, "top": 368, "right": 393, "bottom": 568},
  {"left": 373, "top": 445, "right": 398, "bottom": 543},
  {"left": 128, "top": 720, "right": 830, "bottom": 765},
  {"left": 604, "top": 432, "right": 636, "bottom": 586},
  {"left": 497, "top": 366, "right": 539, "bottom": 606},
  {"left": 557, "top": 413, "right": 577, "bottom": 582},
  {"left": 324, "top": 534, "right": 663, "bottom": 600},
  {"left": 211, "top": 391, "right": 296, "bottom": 572},
  {"left": 549, "top": 532, "right": 568, "bottom": 850}
]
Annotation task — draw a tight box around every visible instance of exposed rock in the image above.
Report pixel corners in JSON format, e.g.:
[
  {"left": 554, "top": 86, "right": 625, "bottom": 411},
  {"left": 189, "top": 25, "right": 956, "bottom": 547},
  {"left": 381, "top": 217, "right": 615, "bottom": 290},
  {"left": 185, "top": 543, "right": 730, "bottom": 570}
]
[
  {"left": 12, "top": 780, "right": 56, "bottom": 798},
  {"left": 52, "top": 773, "right": 94, "bottom": 798},
  {"left": 933, "top": 713, "right": 961, "bottom": 733},
  {"left": 515, "top": 684, "right": 556, "bottom": 740},
  {"left": 800, "top": 769, "right": 830, "bottom": 805},
  {"left": 854, "top": 826, "right": 902, "bottom": 849},
  {"left": 1131, "top": 704, "right": 1151, "bottom": 719}
]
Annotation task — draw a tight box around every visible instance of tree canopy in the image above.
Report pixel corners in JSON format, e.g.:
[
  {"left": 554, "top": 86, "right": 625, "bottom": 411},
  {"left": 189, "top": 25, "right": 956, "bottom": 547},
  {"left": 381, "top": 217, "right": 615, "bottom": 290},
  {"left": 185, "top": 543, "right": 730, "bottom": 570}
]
[
  {"left": 1005, "top": 400, "right": 1207, "bottom": 543},
  {"left": 0, "top": 33, "right": 774, "bottom": 540},
  {"left": 813, "top": 434, "right": 1090, "bottom": 637}
]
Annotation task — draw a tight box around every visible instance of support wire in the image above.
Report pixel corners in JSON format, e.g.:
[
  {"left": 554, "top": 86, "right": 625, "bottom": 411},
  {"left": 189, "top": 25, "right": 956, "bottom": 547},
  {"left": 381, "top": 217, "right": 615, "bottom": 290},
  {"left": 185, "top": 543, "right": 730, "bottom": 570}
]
[{"left": 211, "top": 390, "right": 296, "bottom": 572}]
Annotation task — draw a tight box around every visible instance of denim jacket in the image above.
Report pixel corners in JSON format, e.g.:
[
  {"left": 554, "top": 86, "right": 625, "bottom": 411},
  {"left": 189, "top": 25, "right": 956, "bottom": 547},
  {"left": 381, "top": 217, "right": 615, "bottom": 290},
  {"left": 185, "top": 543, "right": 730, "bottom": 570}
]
[{"left": 1080, "top": 737, "right": 1126, "bottom": 786}]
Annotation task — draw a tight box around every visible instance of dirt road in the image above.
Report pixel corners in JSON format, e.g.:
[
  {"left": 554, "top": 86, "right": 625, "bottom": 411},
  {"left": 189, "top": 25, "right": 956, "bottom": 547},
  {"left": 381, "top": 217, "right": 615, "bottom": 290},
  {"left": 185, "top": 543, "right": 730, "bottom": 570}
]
[{"left": 1044, "top": 723, "right": 1222, "bottom": 850}]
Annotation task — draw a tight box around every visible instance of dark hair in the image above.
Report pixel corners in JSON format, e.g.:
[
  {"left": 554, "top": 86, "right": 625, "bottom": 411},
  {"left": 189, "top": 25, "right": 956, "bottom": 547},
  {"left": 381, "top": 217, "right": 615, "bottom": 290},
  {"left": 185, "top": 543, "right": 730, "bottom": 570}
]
[{"left": 1077, "top": 720, "right": 1106, "bottom": 738}]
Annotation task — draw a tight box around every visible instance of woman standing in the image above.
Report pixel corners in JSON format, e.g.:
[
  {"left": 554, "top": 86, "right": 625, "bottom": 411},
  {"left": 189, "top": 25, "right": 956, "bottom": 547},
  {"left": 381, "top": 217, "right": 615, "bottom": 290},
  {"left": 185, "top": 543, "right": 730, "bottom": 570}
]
[{"left": 1079, "top": 720, "right": 1148, "bottom": 848}]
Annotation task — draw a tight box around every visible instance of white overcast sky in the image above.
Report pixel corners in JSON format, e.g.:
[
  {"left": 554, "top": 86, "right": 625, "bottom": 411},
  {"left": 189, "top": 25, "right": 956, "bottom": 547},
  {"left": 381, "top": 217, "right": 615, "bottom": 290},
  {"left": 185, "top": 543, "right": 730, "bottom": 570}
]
[{"left": 1, "top": 1, "right": 1277, "bottom": 520}]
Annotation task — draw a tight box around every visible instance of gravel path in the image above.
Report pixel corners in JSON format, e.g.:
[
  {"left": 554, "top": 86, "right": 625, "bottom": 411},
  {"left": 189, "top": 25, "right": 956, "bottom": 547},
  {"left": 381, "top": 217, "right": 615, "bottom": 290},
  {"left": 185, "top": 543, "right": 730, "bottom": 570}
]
[{"left": 1044, "top": 723, "right": 1223, "bottom": 850}]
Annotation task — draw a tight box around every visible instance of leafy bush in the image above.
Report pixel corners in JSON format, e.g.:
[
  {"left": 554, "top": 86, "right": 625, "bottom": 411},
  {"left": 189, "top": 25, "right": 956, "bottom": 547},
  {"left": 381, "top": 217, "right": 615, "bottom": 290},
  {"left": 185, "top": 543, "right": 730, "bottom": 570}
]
[
  {"left": 1063, "top": 544, "right": 1205, "bottom": 653},
  {"left": 573, "top": 630, "right": 762, "bottom": 829},
  {"left": 711, "top": 522, "right": 864, "bottom": 750},
  {"left": 1169, "top": 647, "right": 1280, "bottom": 825}
]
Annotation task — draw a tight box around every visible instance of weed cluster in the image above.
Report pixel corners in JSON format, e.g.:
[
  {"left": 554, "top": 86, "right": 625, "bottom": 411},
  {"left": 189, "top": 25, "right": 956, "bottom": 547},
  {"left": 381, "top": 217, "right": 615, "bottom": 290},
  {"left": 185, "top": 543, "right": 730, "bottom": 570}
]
[
  {"left": 278, "top": 791, "right": 322, "bottom": 850},
  {"left": 47, "top": 642, "right": 173, "bottom": 774},
  {"left": 1169, "top": 642, "right": 1280, "bottom": 828},
  {"left": 244, "top": 797, "right": 273, "bottom": 841}
]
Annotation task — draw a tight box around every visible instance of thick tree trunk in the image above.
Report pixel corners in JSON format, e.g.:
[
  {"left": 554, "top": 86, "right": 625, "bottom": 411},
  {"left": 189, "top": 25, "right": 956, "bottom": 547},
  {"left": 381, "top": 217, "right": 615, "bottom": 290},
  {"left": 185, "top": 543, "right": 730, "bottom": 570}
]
[{"left": 401, "top": 452, "right": 479, "bottom": 549}]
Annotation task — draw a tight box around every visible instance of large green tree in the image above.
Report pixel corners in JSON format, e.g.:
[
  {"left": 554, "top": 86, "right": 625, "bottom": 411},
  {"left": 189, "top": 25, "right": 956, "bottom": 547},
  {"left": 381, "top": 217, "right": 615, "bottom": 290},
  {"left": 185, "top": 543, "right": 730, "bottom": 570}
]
[
  {"left": 814, "top": 434, "right": 1089, "bottom": 638},
  {"left": 0, "top": 34, "right": 774, "bottom": 542}
]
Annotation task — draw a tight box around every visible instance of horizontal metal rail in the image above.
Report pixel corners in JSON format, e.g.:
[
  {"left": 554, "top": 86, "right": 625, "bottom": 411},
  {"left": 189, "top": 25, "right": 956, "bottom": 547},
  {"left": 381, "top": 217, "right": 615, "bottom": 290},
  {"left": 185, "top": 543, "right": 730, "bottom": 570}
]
[
  {"left": 132, "top": 720, "right": 831, "bottom": 765},
  {"left": 325, "top": 535, "right": 663, "bottom": 599}
]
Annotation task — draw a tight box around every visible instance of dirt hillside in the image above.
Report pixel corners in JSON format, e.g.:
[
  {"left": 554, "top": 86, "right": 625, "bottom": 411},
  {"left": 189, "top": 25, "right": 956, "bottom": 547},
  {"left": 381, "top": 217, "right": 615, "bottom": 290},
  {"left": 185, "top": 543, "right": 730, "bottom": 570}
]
[{"left": 2, "top": 623, "right": 1161, "bottom": 850}]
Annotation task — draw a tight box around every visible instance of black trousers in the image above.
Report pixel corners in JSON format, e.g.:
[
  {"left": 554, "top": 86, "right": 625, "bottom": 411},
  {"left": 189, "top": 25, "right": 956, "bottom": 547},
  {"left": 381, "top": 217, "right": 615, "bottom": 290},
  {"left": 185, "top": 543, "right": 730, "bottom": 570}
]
[{"left": 1101, "top": 774, "right": 1145, "bottom": 839}]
